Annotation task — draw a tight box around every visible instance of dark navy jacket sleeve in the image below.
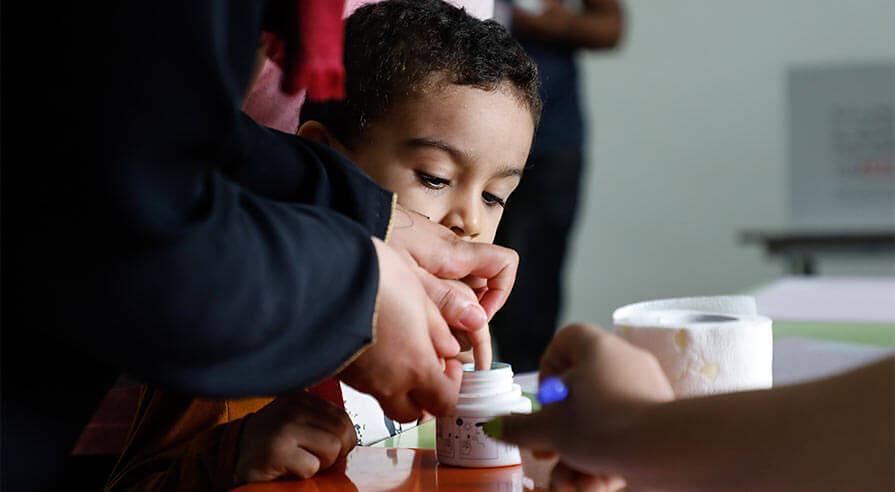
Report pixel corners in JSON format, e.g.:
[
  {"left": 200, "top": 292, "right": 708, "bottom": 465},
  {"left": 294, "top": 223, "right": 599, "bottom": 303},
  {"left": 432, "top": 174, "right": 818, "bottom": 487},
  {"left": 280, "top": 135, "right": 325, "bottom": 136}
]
[
  {"left": 0, "top": 0, "right": 404, "bottom": 486},
  {"left": 23, "top": 0, "right": 394, "bottom": 397},
  {"left": 225, "top": 114, "right": 395, "bottom": 239}
]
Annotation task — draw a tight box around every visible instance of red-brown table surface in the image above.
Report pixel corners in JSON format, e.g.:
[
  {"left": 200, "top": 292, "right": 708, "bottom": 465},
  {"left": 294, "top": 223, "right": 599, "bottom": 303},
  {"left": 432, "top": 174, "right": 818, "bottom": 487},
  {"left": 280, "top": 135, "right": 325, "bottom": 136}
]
[{"left": 232, "top": 447, "right": 553, "bottom": 491}]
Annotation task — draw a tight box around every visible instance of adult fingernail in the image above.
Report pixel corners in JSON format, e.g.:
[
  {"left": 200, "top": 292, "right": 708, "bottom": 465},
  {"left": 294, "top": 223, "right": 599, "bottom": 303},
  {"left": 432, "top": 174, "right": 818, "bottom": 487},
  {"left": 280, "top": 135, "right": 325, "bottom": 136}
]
[
  {"left": 459, "top": 303, "right": 486, "bottom": 331},
  {"left": 537, "top": 377, "right": 569, "bottom": 405},
  {"left": 482, "top": 417, "right": 502, "bottom": 439}
]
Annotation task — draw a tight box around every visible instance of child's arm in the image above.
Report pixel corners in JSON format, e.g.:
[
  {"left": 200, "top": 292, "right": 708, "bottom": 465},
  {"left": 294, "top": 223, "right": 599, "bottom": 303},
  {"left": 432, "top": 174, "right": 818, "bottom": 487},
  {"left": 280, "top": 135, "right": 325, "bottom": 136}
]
[
  {"left": 105, "top": 387, "right": 262, "bottom": 491},
  {"left": 106, "top": 390, "right": 355, "bottom": 491}
]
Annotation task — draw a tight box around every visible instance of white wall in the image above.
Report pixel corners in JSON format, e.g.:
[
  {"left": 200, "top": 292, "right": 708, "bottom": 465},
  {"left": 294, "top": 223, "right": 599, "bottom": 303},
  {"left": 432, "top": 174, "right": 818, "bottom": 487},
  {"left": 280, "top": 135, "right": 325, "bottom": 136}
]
[{"left": 562, "top": 0, "right": 895, "bottom": 329}]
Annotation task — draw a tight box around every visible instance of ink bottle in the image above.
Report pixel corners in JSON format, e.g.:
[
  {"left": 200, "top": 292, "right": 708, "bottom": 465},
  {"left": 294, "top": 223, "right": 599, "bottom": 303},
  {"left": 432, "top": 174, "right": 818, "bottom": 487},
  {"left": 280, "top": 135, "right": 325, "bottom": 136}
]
[{"left": 436, "top": 362, "right": 532, "bottom": 467}]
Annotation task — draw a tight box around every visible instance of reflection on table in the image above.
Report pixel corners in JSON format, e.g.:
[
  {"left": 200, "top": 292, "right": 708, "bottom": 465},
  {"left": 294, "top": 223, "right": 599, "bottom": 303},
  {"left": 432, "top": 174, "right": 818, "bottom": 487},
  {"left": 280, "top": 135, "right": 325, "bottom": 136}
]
[{"left": 233, "top": 447, "right": 552, "bottom": 492}]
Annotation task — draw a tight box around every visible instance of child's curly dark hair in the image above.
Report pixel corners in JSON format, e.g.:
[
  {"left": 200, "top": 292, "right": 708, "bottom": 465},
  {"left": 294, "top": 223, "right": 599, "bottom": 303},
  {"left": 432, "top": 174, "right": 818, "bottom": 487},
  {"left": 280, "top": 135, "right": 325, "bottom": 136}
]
[{"left": 299, "top": 0, "right": 541, "bottom": 146}]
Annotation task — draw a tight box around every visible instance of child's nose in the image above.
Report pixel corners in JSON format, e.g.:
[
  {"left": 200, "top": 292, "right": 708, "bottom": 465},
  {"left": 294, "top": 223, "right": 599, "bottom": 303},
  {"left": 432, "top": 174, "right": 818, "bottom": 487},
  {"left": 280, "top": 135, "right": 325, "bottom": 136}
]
[
  {"left": 449, "top": 225, "right": 479, "bottom": 240},
  {"left": 443, "top": 200, "right": 480, "bottom": 240}
]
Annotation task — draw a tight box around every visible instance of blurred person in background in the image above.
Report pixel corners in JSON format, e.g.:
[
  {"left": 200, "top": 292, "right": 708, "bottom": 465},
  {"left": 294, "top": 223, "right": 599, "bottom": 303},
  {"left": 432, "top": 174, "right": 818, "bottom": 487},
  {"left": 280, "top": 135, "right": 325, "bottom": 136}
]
[{"left": 492, "top": 0, "right": 625, "bottom": 371}]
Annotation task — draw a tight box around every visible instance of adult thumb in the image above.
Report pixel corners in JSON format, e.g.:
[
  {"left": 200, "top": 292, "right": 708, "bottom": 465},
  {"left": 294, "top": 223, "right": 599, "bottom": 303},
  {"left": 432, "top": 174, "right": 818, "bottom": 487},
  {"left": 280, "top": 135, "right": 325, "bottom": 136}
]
[{"left": 418, "top": 270, "right": 487, "bottom": 332}]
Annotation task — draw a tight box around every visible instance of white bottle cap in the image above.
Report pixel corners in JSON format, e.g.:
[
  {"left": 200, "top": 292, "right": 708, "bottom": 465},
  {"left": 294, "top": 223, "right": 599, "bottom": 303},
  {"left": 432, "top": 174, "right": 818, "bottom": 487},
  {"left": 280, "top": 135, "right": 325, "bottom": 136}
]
[{"left": 436, "top": 363, "right": 532, "bottom": 468}]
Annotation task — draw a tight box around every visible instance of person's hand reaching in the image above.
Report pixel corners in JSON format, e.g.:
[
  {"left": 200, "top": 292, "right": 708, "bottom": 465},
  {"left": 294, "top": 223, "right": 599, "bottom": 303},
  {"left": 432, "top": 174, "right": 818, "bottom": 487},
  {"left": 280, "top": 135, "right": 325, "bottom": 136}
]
[
  {"left": 338, "top": 238, "right": 464, "bottom": 423},
  {"left": 487, "top": 324, "right": 673, "bottom": 483}
]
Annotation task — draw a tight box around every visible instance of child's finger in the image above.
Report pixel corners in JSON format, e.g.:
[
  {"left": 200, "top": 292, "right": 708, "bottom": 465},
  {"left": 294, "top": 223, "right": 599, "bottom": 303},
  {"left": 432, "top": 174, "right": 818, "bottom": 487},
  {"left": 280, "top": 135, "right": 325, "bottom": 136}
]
[
  {"left": 466, "top": 322, "right": 492, "bottom": 370},
  {"left": 447, "top": 315, "right": 492, "bottom": 370},
  {"left": 287, "top": 424, "right": 346, "bottom": 471},
  {"left": 282, "top": 445, "right": 322, "bottom": 480},
  {"left": 329, "top": 411, "right": 358, "bottom": 458},
  {"left": 296, "top": 398, "right": 357, "bottom": 457}
]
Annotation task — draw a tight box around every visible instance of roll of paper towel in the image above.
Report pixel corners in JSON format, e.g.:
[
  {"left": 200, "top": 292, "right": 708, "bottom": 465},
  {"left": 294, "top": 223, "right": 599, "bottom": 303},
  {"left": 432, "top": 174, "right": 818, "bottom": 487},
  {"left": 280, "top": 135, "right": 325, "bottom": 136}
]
[{"left": 613, "top": 296, "right": 773, "bottom": 397}]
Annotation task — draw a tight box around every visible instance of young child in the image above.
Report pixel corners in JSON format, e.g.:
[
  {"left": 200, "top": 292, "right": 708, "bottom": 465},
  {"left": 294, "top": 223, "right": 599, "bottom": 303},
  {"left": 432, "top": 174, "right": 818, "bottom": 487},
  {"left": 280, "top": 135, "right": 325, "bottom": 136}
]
[{"left": 106, "top": 1, "right": 540, "bottom": 489}]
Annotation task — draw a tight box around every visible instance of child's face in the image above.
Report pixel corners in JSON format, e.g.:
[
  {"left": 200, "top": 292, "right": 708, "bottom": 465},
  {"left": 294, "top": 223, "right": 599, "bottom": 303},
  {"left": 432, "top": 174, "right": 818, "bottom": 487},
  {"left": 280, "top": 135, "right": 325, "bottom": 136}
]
[{"left": 342, "top": 84, "right": 534, "bottom": 244}]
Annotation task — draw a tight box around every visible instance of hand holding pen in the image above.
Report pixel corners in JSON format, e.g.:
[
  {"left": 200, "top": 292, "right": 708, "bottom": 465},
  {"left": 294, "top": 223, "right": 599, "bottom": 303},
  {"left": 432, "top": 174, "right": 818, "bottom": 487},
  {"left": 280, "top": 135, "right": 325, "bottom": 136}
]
[{"left": 483, "top": 323, "right": 674, "bottom": 492}]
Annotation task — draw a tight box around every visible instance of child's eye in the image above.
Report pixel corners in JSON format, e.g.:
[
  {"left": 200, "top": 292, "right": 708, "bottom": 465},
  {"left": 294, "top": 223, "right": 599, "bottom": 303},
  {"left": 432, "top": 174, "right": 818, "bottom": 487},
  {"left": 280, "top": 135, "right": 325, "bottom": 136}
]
[
  {"left": 482, "top": 192, "right": 505, "bottom": 208},
  {"left": 416, "top": 171, "right": 450, "bottom": 190}
]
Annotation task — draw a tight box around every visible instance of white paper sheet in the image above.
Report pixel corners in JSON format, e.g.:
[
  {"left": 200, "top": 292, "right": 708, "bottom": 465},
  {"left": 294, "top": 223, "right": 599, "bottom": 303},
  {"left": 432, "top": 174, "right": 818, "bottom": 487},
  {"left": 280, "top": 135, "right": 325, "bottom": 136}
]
[
  {"left": 754, "top": 276, "right": 895, "bottom": 323},
  {"left": 772, "top": 337, "right": 894, "bottom": 385}
]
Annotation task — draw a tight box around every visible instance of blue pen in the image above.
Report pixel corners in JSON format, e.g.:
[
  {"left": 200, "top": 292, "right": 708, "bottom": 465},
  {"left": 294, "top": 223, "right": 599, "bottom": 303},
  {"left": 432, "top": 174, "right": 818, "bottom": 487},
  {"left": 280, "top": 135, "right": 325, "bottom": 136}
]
[{"left": 537, "top": 376, "right": 569, "bottom": 405}]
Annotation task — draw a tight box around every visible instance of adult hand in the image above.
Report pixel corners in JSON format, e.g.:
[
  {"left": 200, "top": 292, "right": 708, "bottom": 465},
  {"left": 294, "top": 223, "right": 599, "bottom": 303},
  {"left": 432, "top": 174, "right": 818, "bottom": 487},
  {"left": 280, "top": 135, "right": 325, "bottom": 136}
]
[
  {"left": 236, "top": 393, "right": 357, "bottom": 483},
  {"left": 490, "top": 324, "right": 673, "bottom": 478},
  {"left": 513, "top": 0, "right": 624, "bottom": 50},
  {"left": 338, "top": 238, "right": 464, "bottom": 423},
  {"left": 512, "top": 0, "right": 573, "bottom": 40},
  {"left": 386, "top": 204, "right": 517, "bottom": 365}
]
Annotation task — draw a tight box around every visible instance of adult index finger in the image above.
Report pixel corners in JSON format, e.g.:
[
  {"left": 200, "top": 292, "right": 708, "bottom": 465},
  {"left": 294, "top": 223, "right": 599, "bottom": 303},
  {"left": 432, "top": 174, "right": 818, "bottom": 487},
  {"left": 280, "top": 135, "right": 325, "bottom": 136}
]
[{"left": 442, "top": 241, "right": 518, "bottom": 319}]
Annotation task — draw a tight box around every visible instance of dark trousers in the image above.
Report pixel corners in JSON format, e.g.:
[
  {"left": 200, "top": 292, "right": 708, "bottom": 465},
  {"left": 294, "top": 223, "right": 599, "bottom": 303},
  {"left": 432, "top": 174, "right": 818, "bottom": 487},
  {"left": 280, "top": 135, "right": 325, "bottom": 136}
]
[{"left": 491, "top": 149, "right": 584, "bottom": 372}]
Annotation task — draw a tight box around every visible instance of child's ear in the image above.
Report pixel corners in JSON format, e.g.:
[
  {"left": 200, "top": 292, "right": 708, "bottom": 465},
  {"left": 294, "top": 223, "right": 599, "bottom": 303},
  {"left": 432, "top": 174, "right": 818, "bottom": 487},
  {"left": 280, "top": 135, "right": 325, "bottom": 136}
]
[{"left": 297, "top": 121, "right": 346, "bottom": 152}]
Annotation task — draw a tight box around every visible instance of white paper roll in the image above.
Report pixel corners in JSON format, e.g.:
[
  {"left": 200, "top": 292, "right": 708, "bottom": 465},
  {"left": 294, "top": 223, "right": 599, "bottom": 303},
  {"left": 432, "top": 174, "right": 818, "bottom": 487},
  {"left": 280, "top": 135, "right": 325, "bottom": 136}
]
[{"left": 613, "top": 296, "right": 773, "bottom": 398}]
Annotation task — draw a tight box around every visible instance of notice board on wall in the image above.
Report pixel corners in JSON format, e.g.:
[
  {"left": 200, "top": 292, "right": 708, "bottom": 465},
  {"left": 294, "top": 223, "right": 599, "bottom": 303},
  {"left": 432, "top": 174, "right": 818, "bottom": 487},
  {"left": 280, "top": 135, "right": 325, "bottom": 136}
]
[{"left": 788, "top": 61, "right": 895, "bottom": 229}]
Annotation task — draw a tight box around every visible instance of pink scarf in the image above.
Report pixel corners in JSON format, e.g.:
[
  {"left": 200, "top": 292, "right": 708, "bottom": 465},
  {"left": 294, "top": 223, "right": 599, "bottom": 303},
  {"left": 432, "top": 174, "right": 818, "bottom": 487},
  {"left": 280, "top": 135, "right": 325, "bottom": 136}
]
[{"left": 244, "top": 0, "right": 380, "bottom": 134}]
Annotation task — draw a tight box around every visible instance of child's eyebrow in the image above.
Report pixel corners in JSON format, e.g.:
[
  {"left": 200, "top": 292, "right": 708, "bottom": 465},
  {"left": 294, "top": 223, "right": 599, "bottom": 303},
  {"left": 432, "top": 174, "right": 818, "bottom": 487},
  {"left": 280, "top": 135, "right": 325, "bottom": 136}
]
[
  {"left": 405, "top": 137, "right": 472, "bottom": 163},
  {"left": 495, "top": 166, "right": 524, "bottom": 179},
  {"left": 404, "top": 137, "right": 524, "bottom": 178}
]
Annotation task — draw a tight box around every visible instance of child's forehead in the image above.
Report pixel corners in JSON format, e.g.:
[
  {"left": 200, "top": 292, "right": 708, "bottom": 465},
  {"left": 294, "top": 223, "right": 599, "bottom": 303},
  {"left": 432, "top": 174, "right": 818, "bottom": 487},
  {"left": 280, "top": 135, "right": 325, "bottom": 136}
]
[
  {"left": 383, "top": 79, "right": 533, "bottom": 125},
  {"left": 368, "top": 92, "right": 532, "bottom": 173}
]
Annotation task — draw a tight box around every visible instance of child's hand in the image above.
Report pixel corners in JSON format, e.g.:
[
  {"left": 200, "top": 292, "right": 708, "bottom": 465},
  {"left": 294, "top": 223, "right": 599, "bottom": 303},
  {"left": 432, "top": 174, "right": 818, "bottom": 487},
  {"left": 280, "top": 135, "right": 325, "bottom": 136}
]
[
  {"left": 433, "top": 276, "right": 492, "bottom": 370},
  {"left": 236, "top": 393, "right": 357, "bottom": 484}
]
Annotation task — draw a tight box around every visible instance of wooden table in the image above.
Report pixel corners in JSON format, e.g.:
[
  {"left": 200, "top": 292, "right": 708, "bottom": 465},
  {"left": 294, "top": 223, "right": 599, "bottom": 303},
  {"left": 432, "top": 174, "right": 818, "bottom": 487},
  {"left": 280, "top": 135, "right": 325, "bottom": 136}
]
[
  {"left": 233, "top": 447, "right": 554, "bottom": 492},
  {"left": 231, "top": 338, "right": 893, "bottom": 492}
]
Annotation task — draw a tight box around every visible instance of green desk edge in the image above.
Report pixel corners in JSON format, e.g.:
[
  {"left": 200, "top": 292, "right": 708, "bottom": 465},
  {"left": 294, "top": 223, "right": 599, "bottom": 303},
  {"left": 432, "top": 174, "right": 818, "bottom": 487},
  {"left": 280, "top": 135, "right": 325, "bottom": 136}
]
[
  {"left": 741, "top": 281, "right": 895, "bottom": 348},
  {"left": 772, "top": 320, "right": 894, "bottom": 348}
]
